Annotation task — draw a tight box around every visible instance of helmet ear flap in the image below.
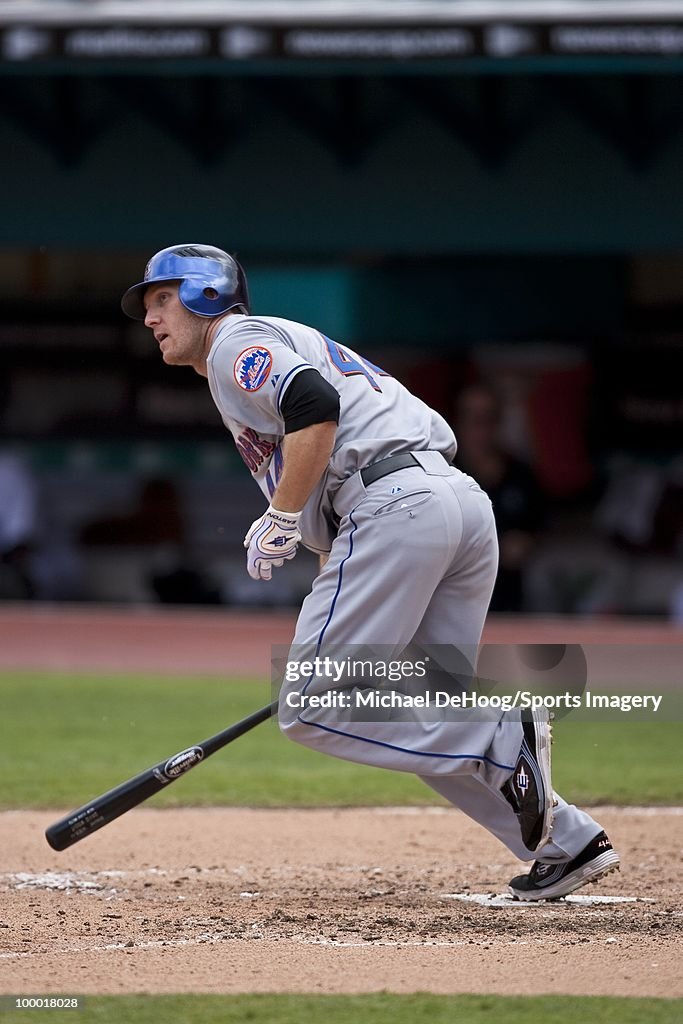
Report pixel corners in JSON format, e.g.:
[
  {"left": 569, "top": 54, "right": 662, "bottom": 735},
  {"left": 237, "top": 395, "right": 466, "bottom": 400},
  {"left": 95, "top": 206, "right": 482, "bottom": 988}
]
[{"left": 177, "top": 257, "right": 247, "bottom": 317}]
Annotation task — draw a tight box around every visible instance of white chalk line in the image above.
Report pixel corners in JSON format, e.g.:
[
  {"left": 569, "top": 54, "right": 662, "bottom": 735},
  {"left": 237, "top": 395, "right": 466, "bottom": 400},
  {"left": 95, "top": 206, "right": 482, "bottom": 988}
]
[
  {"left": 1, "top": 869, "right": 650, "bottom": 908},
  {"left": 0, "top": 932, "right": 575, "bottom": 961},
  {"left": 0, "top": 934, "right": 247, "bottom": 961},
  {"left": 2, "top": 868, "right": 175, "bottom": 894},
  {"left": 0, "top": 868, "right": 658, "bottom": 906}
]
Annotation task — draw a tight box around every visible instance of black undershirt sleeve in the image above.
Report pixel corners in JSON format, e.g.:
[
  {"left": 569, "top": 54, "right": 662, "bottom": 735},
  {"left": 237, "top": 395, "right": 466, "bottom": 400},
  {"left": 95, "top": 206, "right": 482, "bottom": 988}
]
[{"left": 280, "top": 368, "right": 341, "bottom": 434}]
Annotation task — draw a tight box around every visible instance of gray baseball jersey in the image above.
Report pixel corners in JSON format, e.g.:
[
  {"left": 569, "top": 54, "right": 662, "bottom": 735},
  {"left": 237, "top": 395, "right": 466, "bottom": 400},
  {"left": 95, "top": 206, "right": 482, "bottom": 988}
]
[
  {"left": 206, "top": 314, "right": 456, "bottom": 554},
  {"left": 207, "top": 312, "right": 603, "bottom": 865}
]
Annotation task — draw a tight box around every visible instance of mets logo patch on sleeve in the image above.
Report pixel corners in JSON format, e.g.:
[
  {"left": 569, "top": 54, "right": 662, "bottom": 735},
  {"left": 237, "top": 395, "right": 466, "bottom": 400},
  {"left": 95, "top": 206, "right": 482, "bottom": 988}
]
[{"left": 234, "top": 346, "right": 273, "bottom": 392}]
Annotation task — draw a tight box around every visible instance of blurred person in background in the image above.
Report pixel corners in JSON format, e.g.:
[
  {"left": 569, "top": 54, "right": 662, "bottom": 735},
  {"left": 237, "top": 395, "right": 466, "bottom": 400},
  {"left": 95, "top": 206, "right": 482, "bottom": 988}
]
[
  {"left": 594, "top": 454, "right": 683, "bottom": 618},
  {"left": 0, "top": 451, "right": 84, "bottom": 602},
  {"left": 0, "top": 452, "right": 37, "bottom": 599},
  {"left": 453, "top": 383, "right": 544, "bottom": 612}
]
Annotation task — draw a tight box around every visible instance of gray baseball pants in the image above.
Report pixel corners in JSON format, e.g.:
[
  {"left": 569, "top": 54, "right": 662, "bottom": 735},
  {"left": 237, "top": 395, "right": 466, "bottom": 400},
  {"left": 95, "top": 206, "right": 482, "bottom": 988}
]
[{"left": 279, "top": 452, "right": 602, "bottom": 861}]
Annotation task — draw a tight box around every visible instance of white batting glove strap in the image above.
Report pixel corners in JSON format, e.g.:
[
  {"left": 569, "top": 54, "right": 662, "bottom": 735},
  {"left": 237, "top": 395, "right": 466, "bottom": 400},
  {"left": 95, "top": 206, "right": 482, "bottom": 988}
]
[{"left": 243, "top": 505, "right": 302, "bottom": 581}]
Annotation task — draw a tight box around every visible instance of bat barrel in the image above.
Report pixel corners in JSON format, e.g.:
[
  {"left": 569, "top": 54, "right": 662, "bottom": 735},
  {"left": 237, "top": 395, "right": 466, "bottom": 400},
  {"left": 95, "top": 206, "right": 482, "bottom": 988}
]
[
  {"left": 45, "top": 700, "right": 278, "bottom": 851},
  {"left": 45, "top": 771, "right": 165, "bottom": 851}
]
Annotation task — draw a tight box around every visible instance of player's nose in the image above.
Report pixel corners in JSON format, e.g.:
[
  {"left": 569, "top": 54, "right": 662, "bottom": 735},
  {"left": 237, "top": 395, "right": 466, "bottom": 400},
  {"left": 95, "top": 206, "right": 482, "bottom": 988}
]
[{"left": 144, "top": 307, "right": 160, "bottom": 328}]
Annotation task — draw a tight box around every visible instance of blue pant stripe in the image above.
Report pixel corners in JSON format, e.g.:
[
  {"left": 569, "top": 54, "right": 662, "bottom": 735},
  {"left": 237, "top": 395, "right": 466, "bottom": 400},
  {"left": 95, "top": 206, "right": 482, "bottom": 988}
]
[{"left": 299, "top": 718, "right": 515, "bottom": 771}]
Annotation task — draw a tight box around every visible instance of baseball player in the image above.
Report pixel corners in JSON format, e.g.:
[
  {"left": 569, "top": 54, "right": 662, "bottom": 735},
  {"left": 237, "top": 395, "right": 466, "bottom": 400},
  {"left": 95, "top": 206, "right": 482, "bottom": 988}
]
[{"left": 122, "top": 244, "right": 620, "bottom": 900}]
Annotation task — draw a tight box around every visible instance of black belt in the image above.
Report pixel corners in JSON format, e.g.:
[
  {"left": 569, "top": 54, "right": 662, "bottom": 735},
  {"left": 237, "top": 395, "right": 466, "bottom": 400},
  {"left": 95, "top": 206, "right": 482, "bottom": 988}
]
[{"left": 360, "top": 452, "right": 421, "bottom": 487}]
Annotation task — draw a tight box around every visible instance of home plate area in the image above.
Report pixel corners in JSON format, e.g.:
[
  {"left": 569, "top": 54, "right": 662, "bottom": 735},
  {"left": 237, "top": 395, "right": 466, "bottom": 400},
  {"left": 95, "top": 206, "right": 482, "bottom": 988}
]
[{"left": 1, "top": 807, "right": 681, "bottom": 997}]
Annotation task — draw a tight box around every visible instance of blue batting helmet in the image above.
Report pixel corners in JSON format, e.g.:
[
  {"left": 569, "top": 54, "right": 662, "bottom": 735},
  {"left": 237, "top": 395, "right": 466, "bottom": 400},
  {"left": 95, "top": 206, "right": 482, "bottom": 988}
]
[{"left": 121, "top": 244, "right": 250, "bottom": 320}]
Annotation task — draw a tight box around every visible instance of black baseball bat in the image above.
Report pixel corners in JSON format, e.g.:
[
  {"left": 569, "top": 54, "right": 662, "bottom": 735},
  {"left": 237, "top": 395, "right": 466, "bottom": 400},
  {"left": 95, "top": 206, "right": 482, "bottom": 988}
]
[{"left": 45, "top": 700, "right": 278, "bottom": 851}]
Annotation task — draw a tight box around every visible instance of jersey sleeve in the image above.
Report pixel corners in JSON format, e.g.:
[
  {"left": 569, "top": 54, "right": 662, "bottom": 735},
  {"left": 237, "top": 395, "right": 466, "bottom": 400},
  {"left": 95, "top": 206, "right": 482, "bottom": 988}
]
[{"left": 207, "top": 321, "right": 314, "bottom": 434}]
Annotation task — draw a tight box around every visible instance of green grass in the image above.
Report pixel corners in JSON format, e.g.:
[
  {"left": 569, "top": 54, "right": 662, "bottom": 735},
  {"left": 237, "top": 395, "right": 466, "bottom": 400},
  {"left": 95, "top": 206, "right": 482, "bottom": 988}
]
[
  {"left": 1, "top": 995, "right": 681, "bottom": 1024},
  {"left": 0, "top": 673, "right": 679, "bottom": 809},
  {"left": 550, "top": 718, "right": 680, "bottom": 805},
  {"left": 3, "top": 991, "right": 683, "bottom": 1024}
]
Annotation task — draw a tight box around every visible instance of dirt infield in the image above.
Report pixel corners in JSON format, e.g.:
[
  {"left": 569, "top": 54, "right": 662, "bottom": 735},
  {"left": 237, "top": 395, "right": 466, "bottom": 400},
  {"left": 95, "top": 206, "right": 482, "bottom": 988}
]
[
  {"left": 1, "top": 606, "right": 681, "bottom": 997},
  {"left": 1, "top": 807, "right": 681, "bottom": 997}
]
